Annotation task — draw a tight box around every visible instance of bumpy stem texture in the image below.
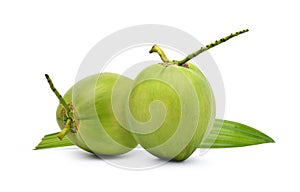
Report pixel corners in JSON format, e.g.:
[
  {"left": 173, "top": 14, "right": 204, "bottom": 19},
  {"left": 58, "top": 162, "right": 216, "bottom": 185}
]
[
  {"left": 177, "top": 29, "right": 249, "bottom": 65},
  {"left": 45, "top": 74, "right": 71, "bottom": 117},
  {"left": 149, "top": 45, "right": 170, "bottom": 62}
]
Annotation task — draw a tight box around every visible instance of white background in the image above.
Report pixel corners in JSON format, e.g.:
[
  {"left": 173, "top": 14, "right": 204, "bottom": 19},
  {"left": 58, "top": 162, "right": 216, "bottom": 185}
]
[{"left": 1, "top": 0, "right": 299, "bottom": 191}]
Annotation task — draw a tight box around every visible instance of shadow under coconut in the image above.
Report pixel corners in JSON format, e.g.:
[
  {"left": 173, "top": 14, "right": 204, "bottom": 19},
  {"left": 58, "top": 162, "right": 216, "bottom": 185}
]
[
  {"left": 152, "top": 152, "right": 210, "bottom": 167},
  {"left": 51, "top": 145, "right": 135, "bottom": 160},
  {"left": 54, "top": 147, "right": 211, "bottom": 169}
]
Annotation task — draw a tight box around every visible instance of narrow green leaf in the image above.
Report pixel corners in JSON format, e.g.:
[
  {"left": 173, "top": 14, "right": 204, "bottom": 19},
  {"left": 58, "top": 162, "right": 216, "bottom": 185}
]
[
  {"left": 34, "top": 119, "right": 275, "bottom": 150},
  {"left": 200, "top": 119, "right": 275, "bottom": 148},
  {"left": 34, "top": 132, "right": 74, "bottom": 150}
]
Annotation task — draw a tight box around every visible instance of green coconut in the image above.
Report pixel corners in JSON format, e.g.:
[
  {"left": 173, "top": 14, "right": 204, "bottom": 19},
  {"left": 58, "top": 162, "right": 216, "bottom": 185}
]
[
  {"left": 46, "top": 72, "right": 137, "bottom": 155},
  {"left": 126, "top": 29, "right": 249, "bottom": 161}
]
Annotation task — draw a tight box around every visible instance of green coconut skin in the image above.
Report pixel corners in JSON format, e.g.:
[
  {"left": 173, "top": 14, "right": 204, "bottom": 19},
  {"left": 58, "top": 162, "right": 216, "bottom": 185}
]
[
  {"left": 127, "top": 64, "right": 216, "bottom": 161},
  {"left": 56, "top": 73, "right": 137, "bottom": 155},
  {"left": 128, "top": 30, "right": 248, "bottom": 161}
]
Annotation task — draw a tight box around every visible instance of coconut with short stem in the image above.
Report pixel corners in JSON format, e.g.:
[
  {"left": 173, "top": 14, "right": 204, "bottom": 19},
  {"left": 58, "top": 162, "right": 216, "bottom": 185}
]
[
  {"left": 126, "top": 29, "right": 249, "bottom": 161},
  {"left": 46, "top": 72, "right": 137, "bottom": 155}
]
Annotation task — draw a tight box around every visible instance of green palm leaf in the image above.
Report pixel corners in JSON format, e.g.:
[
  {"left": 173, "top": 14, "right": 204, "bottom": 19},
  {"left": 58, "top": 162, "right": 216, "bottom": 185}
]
[{"left": 34, "top": 119, "right": 274, "bottom": 150}]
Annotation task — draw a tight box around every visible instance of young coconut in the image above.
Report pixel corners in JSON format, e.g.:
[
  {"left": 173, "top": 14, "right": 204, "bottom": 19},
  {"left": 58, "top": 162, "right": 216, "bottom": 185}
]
[
  {"left": 126, "top": 29, "right": 249, "bottom": 161},
  {"left": 46, "top": 72, "right": 137, "bottom": 155}
]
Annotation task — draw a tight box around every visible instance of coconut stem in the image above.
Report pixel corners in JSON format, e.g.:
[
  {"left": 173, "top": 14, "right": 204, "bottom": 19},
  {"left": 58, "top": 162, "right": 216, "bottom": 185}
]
[
  {"left": 177, "top": 29, "right": 249, "bottom": 65},
  {"left": 45, "top": 74, "right": 71, "bottom": 117},
  {"left": 57, "top": 118, "right": 72, "bottom": 140},
  {"left": 149, "top": 44, "right": 170, "bottom": 62}
]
